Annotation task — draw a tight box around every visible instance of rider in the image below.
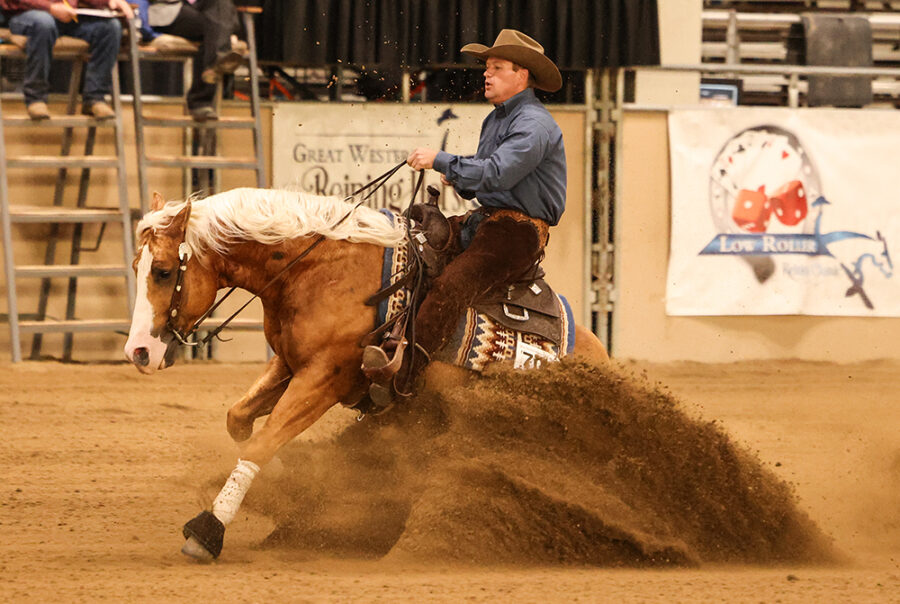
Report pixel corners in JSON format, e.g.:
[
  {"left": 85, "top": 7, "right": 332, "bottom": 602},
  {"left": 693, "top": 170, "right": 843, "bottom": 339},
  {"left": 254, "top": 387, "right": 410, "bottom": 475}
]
[{"left": 364, "top": 29, "right": 567, "bottom": 397}]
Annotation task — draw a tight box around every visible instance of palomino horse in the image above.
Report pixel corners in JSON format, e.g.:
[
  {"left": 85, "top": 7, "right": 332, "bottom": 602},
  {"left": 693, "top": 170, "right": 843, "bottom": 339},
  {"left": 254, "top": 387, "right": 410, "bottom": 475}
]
[{"left": 124, "top": 187, "right": 609, "bottom": 561}]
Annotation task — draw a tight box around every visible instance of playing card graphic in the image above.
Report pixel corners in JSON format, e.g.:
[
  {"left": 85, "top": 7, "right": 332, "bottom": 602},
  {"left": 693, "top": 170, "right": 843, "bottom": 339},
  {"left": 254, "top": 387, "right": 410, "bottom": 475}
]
[{"left": 707, "top": 125, "right": 819, "bottom": 282}]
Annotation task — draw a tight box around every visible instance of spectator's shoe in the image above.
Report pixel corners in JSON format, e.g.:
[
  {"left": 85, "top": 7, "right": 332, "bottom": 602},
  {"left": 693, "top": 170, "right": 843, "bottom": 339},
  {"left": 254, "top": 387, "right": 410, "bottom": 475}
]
[
  {"left": 201, "top": 50, "right": 244, "bottom": 84},
  {"left": 26, "top": 101, "right": 50, "bottom": 121},
  {"left": 230, "top": 36, "right": 248, "bottom": 55},
  {"left": 190, "top": 106, "right": 218, "bottom": 122},
  {"left": 83, "top": 101, "right": 115, "bottom": 120}
]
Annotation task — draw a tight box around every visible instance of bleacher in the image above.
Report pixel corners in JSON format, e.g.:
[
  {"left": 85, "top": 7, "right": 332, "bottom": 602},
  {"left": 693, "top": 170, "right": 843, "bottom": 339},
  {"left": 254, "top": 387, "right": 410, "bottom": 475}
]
[{"left": 703, "top": 0, "right": 900, "bottom": 106}]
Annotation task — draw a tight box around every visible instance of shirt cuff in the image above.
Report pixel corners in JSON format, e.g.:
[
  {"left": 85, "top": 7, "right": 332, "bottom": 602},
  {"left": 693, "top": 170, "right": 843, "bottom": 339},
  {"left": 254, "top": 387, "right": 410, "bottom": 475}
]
[{"left": 433, "top": 151, "right": 453, "bottom": 175}]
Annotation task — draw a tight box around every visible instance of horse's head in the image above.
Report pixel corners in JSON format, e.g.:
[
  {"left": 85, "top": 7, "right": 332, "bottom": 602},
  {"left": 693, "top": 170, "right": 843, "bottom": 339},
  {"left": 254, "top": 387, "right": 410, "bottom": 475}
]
[{"left": 124, "top": 194, "right": 218, "bottom": 374}]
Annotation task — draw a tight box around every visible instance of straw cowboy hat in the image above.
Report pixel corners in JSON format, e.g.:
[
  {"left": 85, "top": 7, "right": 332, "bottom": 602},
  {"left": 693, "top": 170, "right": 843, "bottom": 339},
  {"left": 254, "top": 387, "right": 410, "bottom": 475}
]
[{"left": 461, "top": 29, "right": 562, "bottom": 93}]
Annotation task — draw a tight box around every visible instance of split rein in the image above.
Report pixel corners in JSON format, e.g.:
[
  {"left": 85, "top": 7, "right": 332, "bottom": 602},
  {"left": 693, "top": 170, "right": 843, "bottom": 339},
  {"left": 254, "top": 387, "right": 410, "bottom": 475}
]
[{"left": 164, "top": 160, "right": 424, "bottom": 348}]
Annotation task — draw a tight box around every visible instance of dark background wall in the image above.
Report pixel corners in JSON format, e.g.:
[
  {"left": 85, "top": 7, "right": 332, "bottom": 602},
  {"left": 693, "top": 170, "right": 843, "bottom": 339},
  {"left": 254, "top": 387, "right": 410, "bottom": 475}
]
[{"left": 255, "top": 0, "right": 660, "bottom": 69}]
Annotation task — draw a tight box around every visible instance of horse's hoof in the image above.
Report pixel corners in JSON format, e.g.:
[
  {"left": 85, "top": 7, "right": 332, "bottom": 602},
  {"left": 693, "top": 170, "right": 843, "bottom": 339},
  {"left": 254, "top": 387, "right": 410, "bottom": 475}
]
[
  {"left": 181, "top": 536, "right": 215, "bottom": 562},
  {"left": 182, "top": 510, "right": 225, "bottom": 560}
]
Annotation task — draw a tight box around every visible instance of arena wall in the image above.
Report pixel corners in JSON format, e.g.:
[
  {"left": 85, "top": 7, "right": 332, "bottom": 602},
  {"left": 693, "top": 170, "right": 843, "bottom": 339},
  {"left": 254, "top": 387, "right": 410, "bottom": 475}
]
[
  {"left": 0, "top": 100, "right": 271, "bottom": 362},
  {"left": 614, "top": 109, "right": 900, "bottom": 363}
]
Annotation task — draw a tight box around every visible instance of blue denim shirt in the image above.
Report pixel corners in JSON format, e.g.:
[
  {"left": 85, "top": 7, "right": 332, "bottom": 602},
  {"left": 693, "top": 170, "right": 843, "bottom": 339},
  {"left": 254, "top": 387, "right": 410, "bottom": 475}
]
[{"left": 433, "top": 88, "right": 566, "bottom": 226}]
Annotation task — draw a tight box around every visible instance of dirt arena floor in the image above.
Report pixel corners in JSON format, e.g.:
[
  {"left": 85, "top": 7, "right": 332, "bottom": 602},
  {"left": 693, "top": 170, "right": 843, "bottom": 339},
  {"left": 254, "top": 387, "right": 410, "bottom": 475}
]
[{"left": 2, "top": 357, "right": 899, "bottom": 602}]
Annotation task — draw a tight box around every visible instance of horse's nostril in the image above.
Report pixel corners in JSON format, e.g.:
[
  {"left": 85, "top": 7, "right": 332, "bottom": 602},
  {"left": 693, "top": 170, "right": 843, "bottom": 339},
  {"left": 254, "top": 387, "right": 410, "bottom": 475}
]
[{"left": 133, "top": 347, "right": 150, "bottom": 367}]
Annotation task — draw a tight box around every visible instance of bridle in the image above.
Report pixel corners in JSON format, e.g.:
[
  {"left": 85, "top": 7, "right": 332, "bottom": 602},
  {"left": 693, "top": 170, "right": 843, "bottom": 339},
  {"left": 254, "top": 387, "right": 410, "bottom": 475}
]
[
  {"left": 160, "top": 160, "right": 422, "bottom": 348},
  {"left": 164, "top": 235, "right": 197, "bottom": 345}
]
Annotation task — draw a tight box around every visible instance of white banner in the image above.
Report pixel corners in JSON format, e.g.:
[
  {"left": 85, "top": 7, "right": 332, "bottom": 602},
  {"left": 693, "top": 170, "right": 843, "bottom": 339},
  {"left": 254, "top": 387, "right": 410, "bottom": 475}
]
[
  {"left": 272, "top": 103, "right": 492, "bottom": 215},
  {"left": 667, "top": 108, "right": 900, "bottom": 316}
]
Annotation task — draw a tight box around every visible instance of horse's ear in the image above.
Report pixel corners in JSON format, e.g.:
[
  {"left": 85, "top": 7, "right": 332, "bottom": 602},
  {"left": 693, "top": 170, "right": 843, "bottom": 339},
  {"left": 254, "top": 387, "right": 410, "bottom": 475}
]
[
  {"left": 151, "top": 191, "right": 166, "bottom": 212},
  {"left": 162, "top": 200, "right": 192, "bottom": 238}
]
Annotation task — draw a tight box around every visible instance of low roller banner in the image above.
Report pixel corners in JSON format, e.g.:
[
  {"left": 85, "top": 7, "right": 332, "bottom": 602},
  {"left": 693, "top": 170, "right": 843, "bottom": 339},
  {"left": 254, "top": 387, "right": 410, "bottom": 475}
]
[{"left": 667, "top": 108, "right": 899, "bottom": 316}]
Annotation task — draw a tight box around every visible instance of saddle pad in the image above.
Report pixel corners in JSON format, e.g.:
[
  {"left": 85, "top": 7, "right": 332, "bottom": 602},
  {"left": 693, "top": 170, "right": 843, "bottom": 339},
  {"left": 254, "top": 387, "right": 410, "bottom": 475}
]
[
  {"left": 377, "top": 210, "right": 410, "bottom": 325},
  {"left": 437, "top": 296, "right": 575, "bottom": 372},
  {"left": 377, "top": 210, "right": 575, "bottom": 372}
]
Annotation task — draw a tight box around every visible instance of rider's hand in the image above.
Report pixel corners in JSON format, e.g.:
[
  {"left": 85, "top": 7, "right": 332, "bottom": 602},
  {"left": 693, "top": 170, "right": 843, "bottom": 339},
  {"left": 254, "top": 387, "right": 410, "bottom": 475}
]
[
  {"left": 407, "top": 147, "right": 438, "bottom": 171},
  {"left": 108, "top": 0, "right": 134, "bottom": 19},
  {"left": 440, "top": 174, "right": 451, "bottom": 186},
  {"left": 49, "top": 2, "right": 77, "bottom": 23}
]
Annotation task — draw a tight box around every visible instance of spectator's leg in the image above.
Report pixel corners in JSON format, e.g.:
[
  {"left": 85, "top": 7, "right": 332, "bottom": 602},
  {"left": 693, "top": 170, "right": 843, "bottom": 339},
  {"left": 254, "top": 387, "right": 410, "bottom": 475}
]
[
  {"left": 65, "top": 17, "right": 122, "bottom": 105},
  {"left": 157, "top": 6, "right": 216, "bottom": 111},
  {"left": 8, "top": 10, "right": 58, "bottom": 105},
  {"left": 194, "top": 0, "right": 239, "bottom": 57}
]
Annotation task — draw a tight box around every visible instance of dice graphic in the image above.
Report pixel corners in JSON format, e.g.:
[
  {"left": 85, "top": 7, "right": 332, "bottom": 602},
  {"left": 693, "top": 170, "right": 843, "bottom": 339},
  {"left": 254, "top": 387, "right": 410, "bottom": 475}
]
[
  {"left": 732, "top": 186, "right": 772, "bottom": 233},
  {"left": 770, "top": 180, "right": 808, "bottom": 226}
]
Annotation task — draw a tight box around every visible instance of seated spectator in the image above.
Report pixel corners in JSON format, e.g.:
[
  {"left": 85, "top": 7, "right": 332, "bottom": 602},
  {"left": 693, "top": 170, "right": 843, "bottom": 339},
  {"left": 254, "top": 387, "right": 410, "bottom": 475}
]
[
  {"left": 135, "top": 0, "right": 242, "bottom": 121},
  {"left": 0, "top": 0, "right": 134, "bottom": 120}
]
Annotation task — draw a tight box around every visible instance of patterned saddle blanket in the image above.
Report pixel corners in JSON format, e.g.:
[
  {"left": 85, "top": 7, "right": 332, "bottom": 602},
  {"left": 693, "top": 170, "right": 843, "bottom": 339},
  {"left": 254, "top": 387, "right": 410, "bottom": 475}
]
[{"left": 377, "top": 211, "right": 575, "bottom": 372}]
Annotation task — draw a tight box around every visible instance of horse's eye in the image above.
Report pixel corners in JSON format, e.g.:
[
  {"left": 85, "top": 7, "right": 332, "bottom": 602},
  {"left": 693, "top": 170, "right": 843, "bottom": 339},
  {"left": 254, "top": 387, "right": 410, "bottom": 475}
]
[{"left": 152, "top": 268, "right": 173, "bottom": 282}]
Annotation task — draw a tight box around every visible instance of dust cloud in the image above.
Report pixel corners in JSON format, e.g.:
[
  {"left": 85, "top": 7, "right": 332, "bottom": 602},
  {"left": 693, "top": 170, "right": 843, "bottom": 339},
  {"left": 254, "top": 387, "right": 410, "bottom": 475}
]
[{"left": 242, "top": 361, "right": 836, "bottom": 566}]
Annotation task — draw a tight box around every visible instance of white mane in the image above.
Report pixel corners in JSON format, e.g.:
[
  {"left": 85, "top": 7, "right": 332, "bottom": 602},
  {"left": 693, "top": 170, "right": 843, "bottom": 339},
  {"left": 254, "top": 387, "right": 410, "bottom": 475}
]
[{"left": 136, "top": 187, "right": 405, "bottom": 255}]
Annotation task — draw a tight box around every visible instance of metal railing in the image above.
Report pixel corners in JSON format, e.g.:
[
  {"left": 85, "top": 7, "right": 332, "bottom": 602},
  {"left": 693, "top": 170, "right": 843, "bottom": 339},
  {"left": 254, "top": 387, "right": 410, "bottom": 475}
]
[{"left": 635, "top": 63, "right": 900, "bottom": 107}]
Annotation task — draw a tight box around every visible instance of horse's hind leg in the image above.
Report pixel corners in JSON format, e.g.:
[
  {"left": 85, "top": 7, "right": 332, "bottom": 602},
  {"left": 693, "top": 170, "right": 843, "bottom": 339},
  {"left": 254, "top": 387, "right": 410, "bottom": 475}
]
[
  {"left": 226, "top": 354, "right": 291, "bottom": 442},
  {"left": 573, "top": 324, "right": 610, "bottom": 364}
]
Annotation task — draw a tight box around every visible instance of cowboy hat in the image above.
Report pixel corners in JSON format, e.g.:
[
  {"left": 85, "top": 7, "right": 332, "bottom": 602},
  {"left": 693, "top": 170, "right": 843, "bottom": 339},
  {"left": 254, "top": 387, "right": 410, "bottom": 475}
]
[{"left": 461, "top": 29, "right": 562, "bottom": 93}]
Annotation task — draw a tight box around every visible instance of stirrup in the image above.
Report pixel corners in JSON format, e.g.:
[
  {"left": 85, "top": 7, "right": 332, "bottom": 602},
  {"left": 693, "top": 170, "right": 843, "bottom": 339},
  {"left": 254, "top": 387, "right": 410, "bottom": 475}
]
[
  {"left": 361, "top": 340, "right": 407, "bottom": 383},
  {"left": 392, "top": 343, "right": 432, "bottom": 399}
]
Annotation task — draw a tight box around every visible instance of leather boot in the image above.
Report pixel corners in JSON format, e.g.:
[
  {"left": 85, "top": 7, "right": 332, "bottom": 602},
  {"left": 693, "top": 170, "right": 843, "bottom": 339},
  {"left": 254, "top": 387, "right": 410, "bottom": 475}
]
[
  {"left": 27, "top": 101, "right": 50, "bottom": 120},
  {"left": 361, "top": 338, "right": 407, "bottom": 413},
  {"left": 360, "top": 340, "right": 428, "bottom": 412},
  {"left": 83, "top": 101, "right": 114, "bottom": 120},
  {"left": 201, "top": 50, "right": 244, "bottom": 84}
]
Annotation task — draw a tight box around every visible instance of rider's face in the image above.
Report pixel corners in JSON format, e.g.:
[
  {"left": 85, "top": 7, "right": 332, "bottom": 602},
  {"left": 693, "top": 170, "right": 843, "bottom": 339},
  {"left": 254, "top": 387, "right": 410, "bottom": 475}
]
[{"left": 483, "top": 57, "right": 528, "bottom": 105}]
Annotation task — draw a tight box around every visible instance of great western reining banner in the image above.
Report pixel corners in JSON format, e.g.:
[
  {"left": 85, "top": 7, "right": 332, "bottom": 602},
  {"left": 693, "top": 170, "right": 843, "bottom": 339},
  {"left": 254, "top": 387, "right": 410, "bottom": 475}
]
[
  {"left": 667, "top": 108, "right": 899, "bottom": 316},
  {"left": 272, "top": 103, "right": 491, "bottom": 215}
]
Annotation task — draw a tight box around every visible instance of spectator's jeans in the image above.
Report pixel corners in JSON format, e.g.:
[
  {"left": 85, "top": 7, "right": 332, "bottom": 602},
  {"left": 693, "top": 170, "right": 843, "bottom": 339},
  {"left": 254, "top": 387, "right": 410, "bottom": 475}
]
[{"left": 8, "top": 10, "right": 122, "bottom": 105}]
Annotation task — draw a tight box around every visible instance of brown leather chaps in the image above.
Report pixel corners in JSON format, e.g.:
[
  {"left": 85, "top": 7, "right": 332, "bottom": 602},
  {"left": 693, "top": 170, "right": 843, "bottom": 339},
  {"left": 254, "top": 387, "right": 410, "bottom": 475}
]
[{"left": 414, "top": 211, "right": 547, "bottom": 355}]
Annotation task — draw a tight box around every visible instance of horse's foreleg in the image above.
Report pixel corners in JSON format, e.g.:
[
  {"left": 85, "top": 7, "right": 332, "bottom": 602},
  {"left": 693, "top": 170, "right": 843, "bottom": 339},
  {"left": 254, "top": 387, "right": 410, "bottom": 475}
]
[
  {"left": 226, "top": 354, "right": 291, "bottom": 442},
  {"left": 238, "top": 371, "right": 339, "bottom": 466},
  {"left": 181, "top": 457, "right": 260, "bottom": 561},
  {"left": 182, "top": 368, "right": 341, "bottom": 561}
]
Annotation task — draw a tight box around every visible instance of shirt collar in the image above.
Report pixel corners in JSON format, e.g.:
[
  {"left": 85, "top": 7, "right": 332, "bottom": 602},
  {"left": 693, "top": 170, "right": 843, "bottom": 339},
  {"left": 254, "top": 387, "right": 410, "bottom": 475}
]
[{"left": 494, "top": 88, "right": 536, "bottom": 117}]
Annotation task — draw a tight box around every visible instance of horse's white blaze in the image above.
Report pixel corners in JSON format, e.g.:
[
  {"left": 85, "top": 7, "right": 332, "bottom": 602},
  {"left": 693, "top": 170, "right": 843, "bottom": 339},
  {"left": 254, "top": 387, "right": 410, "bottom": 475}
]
[{"left": 123, "top": 244, "right": 168, "bottom": 373}]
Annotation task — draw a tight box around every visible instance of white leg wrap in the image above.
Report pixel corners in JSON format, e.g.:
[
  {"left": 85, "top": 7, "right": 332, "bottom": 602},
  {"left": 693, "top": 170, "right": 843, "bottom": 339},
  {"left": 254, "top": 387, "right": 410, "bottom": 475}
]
[{"left": 211, "top": 458, "right": 260, "bottom": 526}]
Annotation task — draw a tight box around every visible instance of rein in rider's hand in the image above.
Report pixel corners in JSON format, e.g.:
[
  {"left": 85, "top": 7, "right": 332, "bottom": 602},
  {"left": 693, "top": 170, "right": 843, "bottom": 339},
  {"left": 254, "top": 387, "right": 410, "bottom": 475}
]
[{"left": 407, "top": 147, "right": 438, "bottom": 171}]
